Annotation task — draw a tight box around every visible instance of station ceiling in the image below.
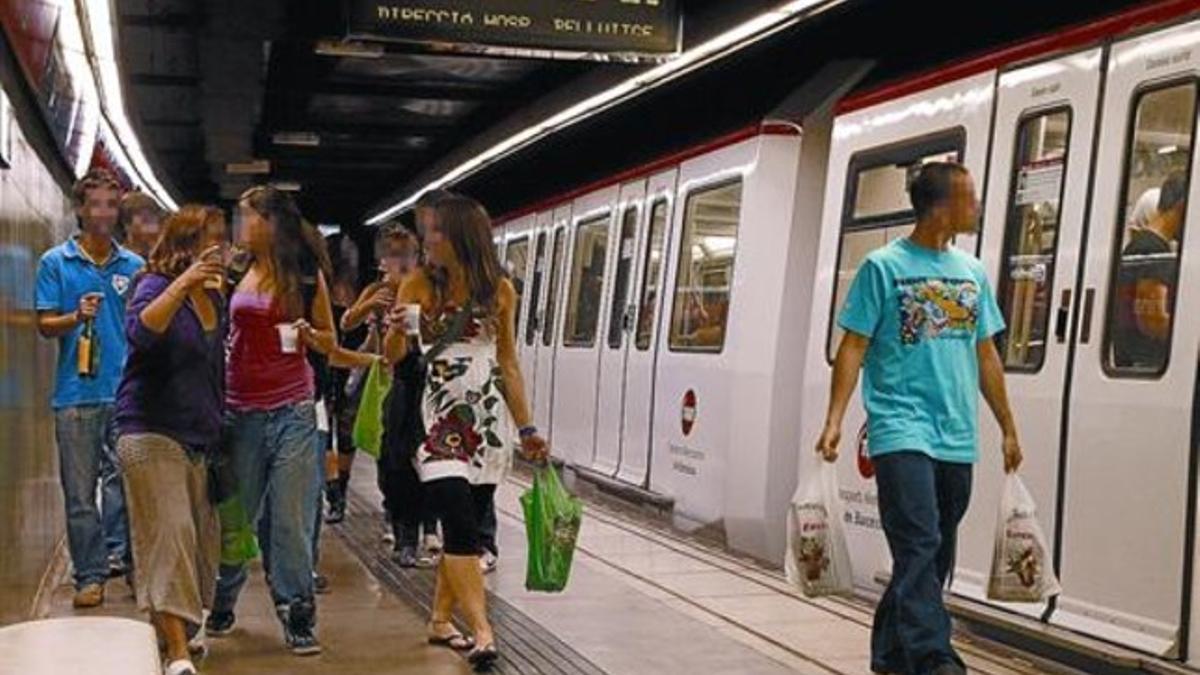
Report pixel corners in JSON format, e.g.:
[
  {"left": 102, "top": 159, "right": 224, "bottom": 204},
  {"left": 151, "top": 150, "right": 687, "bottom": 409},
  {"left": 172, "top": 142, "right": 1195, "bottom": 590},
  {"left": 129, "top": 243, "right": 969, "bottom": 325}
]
[{"left": 117, "top": 0, "right": 1141, "bottom": 227}]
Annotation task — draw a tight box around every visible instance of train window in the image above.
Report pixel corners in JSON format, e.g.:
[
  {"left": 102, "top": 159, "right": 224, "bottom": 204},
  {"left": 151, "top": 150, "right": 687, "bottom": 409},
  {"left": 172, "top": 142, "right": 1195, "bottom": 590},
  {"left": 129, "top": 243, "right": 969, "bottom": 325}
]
[
  {"left": 506, "top": 236, "right": 530, "bottom": 341},
  {"left": 607, "top": 206, "right": 639, "bottom": 349},
  {"left": 636, "top": 199, "right": 669, "bottom": 351},
  {"left": 543, "top": 227, "right": 566, "bottom": 348},
  {"left": 826, "top": 131, "right": 964, "bottom": 361},
  {"left": 563, "top": 215, "right": 609, "bottom": 348},
  {"left": 1103, "top": 80, "right": 1196, "bottom": 378},
  {"left": 998, "top": 108, "right": 1072, "bottom": 372},
  {"left": 669, "top": 180, "right": 743, "bottom": 353},
  {"left": 525, "top": 231, "right": 547, "bottom": 346}
]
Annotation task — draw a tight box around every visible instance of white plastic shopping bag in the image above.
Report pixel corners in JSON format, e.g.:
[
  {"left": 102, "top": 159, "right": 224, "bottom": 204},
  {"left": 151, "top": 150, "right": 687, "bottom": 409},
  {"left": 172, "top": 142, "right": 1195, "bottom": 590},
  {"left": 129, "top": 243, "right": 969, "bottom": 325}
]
[
  {"left": 785, "top": 461, "right": 854, "bottom": 597},
  {"left": 987, "top": 474, "right": 1061, "bottom": 602}
]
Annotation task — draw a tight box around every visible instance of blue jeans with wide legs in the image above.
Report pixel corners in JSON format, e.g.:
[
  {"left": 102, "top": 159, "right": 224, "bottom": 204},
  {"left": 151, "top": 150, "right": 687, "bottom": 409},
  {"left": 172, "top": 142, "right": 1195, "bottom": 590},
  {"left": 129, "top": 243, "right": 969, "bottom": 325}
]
[
  {"left": 54, "top": 404, "right": 125, "bottom": 588},
  {"left": 871, "top": 451, "right": 972, "bottom": 675},
  {"left": 212, "top": 400, "right": 318, "bottom": 614}
]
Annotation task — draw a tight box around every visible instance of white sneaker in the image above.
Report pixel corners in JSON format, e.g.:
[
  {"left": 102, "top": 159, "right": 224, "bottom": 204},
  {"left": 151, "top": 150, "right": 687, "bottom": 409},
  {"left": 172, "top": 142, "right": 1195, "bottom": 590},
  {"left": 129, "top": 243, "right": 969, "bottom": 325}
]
[
  {"left": 423, "top": 533, "right": 443, "bottom": 554},
  {"left": 480, "top": 551, "right": 498, "bottom": 574},
  {"left": 165, "top": 658, "right": 198, "bottom": 675}
]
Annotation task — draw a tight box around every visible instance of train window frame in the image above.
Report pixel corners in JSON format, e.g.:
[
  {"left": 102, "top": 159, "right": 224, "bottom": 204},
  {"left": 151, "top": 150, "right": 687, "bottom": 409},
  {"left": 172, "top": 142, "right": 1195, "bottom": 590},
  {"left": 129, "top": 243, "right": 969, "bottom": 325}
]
[
  {"left": 996, "top": 105, "right": 1074, "bottom": 374},
  {"left": 562, "top": 213, "right": 611, "bottom": 349},
  {"left": 1100, "top": 76, "right": 1198, "bottom": 381},
  {"left": 635, "top": 196, "right": 671, "bottom": 352},
  {"left": 524, "top": 230, "right": 547, "bottom": 347},
  {"left": 667, "top": 176, "right": 745, "bottom": 355},
  {"left": 607, "top": 204, "right": 640, "bottom": 350},
  {"left": 505, "top": 234, "right": 531, "bottom": 342},
  {"left": 824, "top": 128, "right": 967, "bottom": 364},
  {"left": 543, "top": 225, "right": 567, "bottom": 348}
]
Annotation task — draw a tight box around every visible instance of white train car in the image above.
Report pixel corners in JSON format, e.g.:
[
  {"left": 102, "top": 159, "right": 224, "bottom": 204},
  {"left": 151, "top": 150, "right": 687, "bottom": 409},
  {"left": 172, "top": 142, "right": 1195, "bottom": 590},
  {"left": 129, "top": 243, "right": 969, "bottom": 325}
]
[
  {"left": 798, "top": 2, "right": 1200, "bottom": 663},
  {"left": 488, "top": 0, "right": 1200, "bottom": 665}
]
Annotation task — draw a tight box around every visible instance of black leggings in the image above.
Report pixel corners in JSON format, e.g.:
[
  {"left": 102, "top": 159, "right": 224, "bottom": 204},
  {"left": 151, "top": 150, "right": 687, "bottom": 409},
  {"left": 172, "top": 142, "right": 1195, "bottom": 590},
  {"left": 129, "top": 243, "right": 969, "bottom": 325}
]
[{"left": 424, "top": 478, "right": 483, "bottom": 556}]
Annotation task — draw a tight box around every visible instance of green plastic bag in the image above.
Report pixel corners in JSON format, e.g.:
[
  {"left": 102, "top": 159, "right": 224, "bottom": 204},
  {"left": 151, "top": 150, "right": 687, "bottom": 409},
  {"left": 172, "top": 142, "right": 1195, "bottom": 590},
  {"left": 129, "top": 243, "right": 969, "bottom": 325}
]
[
  {"left": 352, "top": 358, "right": 392, "bottom": 459},
  {"left": 521, "top": 466, "right": 583, "bottom": 592},
  {"left": 216, "top": 496, "right": 260, "bottom": 566}
]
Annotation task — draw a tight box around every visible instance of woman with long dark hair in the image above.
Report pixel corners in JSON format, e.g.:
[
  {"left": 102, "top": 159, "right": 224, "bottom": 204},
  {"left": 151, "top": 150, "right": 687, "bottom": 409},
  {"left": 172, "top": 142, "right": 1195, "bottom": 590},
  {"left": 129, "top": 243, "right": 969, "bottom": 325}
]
[
  {"left": 384, "top": 194, "right": 547, "bottom": 667},
  {"left": 113, "top": 205, "right": 225, "bottom": 675},
  {"left": 205, "top": 186, "right": 336, "bottom": 656}
]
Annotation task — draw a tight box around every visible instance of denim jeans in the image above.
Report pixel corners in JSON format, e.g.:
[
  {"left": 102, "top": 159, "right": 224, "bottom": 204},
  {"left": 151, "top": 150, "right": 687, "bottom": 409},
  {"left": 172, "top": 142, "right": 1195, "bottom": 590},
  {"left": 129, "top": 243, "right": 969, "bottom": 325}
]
[
  {"left": 212, "top": 400, "right": 318, "bottom": 613},
  {"left": 258, "top": 427, "right": 327, "bottom": 577},
  {"left": 54, "top": 404, "right": 129, "bottom": 588},
  {"left": 871, "top": 451, "right": 972, "bottom": 675}
]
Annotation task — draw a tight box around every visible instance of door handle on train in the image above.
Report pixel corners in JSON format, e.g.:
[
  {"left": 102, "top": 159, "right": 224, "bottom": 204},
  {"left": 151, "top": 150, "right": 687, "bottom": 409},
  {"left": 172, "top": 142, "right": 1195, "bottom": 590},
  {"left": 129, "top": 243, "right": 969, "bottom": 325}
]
[
  {"left": 1055, "top": 288, "right": 1072, "bottom": 344},
  {"left": 1079, "top": 288, "right": 1096, "bottom": 344}
]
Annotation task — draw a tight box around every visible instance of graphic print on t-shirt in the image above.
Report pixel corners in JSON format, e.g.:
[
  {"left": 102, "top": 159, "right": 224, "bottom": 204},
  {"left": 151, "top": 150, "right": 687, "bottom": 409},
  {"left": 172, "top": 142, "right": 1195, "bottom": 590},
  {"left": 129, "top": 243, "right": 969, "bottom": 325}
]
[{"left": 895, "top": 277, "right": 979, "bottom": 345}]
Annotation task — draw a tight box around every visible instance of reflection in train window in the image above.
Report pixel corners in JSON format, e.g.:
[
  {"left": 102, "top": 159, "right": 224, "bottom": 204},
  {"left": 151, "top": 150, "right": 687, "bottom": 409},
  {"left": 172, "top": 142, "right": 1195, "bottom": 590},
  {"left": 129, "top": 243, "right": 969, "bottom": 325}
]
[
  {"left": 525, "top": 232, "right": 546, "bottom": 346},
  {"left": 506, "top": 236, "right": 529, "bottom": 341},
  {"left": 1104, "top": 81, "right": 1196, "bottom": 378},
  {"left": 607, "top": 207, "right": 638, "bottom": 350},
  {"left": 669, "top": 180, "right": 743, "bottom": 353},
  {"left": 636, "top": 199, "right": 669, "bottom": 351},
  {"left": 564, "top": 216, "right": 609, "bottom": 348},
  {"left": 827, "top": 134, "right": 964, "bottom": 361},
  {"left": 543, "top": 227, "right": 566, "bottom": 348},
  {"left": 998, "top": 108, "right": 1071, "bottom": 372}
]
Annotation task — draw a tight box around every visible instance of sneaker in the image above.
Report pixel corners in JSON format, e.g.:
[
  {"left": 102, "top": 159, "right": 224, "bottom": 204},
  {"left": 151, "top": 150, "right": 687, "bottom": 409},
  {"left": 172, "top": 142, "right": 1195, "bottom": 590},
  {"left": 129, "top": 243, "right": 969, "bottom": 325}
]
[
  {"left": 107, "top": 555, "right": 129, "bottom": 578},
  {"left": 313, "top": 573, "right": 330, "bottom": 595},
  {"left": 72, "top": 583, "right": 104, "bottom": 608},
  {"left": 423, "top": 533, "right": 443, "bottom": 555},
  {"left": 480, "top": 551, "right": 498, "bottom": 575},
  {"left": 325, "top": 500, "right": 346, "bottom": 525},
  {"left": 416, "top": 549, "right": 437, "bottom": 569},
  {"left": 164, "top": 658, "right": 198, "bottom": 675},
  {"left": 283, "top": 599, "right": 321, "bottom": 656},
  {"left": 394, "top": 545, "right": 418, "bottom": 568},
  {"left": 205, "top": 610, "right": 236, "bottom": 637}
]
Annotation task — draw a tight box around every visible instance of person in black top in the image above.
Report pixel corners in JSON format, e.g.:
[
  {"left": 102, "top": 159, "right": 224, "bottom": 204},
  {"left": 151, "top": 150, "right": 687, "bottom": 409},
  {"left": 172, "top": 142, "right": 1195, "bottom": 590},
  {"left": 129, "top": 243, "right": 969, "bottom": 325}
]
[{"left": 1114, "top": 172, "right": 1186, "bottom": 371}]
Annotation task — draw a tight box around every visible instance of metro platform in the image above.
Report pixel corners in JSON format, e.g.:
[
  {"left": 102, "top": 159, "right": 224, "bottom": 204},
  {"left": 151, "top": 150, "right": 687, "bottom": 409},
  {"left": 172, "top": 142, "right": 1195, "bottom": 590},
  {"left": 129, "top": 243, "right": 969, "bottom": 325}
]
[{"left": 20, "top": 456, "right": 1081, "bottom": 675}]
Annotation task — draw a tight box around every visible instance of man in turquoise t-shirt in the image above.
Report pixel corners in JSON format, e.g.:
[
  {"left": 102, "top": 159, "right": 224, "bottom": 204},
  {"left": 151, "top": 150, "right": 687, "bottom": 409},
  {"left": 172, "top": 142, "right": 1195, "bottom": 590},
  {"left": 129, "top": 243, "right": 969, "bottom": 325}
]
[{"left": 816, "top": 163, "right": 1022, "bottom": 675}]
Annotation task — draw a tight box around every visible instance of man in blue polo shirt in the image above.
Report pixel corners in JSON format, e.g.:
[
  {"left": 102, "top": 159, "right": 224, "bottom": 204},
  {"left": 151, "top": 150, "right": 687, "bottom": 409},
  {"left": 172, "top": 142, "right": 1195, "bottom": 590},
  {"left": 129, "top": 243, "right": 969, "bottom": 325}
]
[
  {"left": 816, "top": 163, "right": 1023, "bottom": 675},
  {"left": 36, "top": 169, "right": 144, "bottom": 608}
]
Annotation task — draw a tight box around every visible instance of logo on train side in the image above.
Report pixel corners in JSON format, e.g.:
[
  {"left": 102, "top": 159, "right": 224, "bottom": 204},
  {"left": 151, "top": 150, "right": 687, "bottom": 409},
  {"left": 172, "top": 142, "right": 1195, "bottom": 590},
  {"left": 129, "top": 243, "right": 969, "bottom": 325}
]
[
  {"left": 856, "top": 423, "right": 874, "bottom": 479},
  {"left": 681, "top": 389, "right": 696, "bottom": 437}
]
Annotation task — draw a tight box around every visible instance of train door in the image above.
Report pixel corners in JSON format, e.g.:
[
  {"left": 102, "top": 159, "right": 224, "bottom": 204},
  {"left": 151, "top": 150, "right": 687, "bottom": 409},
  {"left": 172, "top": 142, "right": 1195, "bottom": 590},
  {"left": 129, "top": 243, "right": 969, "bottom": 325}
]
[
  {"left": 593, "top": 179, "right": 647, "bottom": 475},
  {"left": 954, "top": 49, "right": 1103, "bottom": 621},
  {"left": 533, "top": 207, "right": 570, "bottom": 439},
  {"left": 554, "top": 187, "right": 619, "bottom": 467},
  {"left": 504, "top": 215, "right": 536, "bottom": 397},
  {"left": 617, "top": 169, "right": 678, "bottom": 487},
  {"left": 1053, "top": 23, "right": 1200, "bottom": 656}
]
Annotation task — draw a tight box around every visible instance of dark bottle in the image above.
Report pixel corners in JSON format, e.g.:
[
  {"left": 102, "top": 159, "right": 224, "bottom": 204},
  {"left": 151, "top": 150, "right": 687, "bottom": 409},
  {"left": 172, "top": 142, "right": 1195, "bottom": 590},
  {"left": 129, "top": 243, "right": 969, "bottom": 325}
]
[{"left": 77, "top": 317, "right": 99, "bottom": 378}]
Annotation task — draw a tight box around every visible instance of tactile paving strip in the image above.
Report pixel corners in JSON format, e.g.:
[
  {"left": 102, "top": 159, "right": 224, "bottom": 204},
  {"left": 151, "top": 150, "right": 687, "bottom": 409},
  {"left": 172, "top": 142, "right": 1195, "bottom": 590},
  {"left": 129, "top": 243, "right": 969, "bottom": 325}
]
[{"left": 334, "top": 489, "right": 608, "bottom": 675}]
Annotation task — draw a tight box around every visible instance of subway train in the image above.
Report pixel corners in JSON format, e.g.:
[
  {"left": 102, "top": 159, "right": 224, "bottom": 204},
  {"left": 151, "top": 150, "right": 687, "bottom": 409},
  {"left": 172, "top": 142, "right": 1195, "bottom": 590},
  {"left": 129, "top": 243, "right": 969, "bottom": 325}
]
[{"left": 488, "top": 2, "right": 1200, "bottom": 665}]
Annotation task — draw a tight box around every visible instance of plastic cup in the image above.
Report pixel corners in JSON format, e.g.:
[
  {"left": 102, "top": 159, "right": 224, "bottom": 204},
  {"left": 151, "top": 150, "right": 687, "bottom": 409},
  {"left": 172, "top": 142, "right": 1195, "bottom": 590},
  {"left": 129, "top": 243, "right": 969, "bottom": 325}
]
[
  {"left": 276, "top": 323, "right": 300, "bottom": 354},
  {"left": 402, "top": 304, "right": 421, "bottom": 336}
]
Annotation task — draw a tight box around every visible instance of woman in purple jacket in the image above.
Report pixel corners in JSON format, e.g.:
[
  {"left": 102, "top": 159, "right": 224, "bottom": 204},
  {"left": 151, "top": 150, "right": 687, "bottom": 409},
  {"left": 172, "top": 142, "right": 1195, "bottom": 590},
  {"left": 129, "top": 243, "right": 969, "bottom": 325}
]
[{"left": 113, "top": 205, "right": 226, "bottom": 675}]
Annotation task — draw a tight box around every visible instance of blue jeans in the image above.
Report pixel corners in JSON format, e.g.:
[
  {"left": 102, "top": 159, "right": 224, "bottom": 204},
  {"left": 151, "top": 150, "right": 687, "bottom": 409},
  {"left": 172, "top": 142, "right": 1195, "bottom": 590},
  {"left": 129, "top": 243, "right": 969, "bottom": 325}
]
[
  {"left": 212, "top": 401, "right": 318, "bottom": 613},
  {"left": 54, "top": 404, "right": 129, "bottom": 588},
  {"left": 258, "top": 427, "right": 327, "bottom": 577},
  {"left": 871, "top": 452, "right": 972, "bottom": 675}
]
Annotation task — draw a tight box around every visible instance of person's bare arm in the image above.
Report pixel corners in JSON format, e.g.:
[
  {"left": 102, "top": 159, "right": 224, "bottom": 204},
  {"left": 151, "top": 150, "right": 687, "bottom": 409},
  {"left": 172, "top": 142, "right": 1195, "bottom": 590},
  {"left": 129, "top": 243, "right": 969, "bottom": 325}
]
[
  {"left": 815, "top": 332, "right": 870, "bottom": 462},
  {"left": 298, "top": 272, "right": 338, "bottom": 354},
  {"left": 341, "top": 281, "right": 392, "bottom": 333},
  {"left": 495, "top": 279, "right": 533, "bottom": 427},
  {"left": 325, "top": 345, "right": 382, "bottom": 369},
  {"left": 978, "top": 338, "right": 1023, "bottom": 473},
  {"left": 37, "top": 310, "right": 82, "bottom": 338},
  {"left": 382, "top": 274, "right": 424, "bottom": 365},
  {"left": 140, "top": 249, "right": 223, "bottom": 334}
]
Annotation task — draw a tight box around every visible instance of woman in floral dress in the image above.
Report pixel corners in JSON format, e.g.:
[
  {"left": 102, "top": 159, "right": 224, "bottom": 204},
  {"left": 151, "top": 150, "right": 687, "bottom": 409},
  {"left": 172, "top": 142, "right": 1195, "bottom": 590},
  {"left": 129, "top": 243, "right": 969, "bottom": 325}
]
[{"left": 384, "top": 193, "right": 547, "bottom": 668}]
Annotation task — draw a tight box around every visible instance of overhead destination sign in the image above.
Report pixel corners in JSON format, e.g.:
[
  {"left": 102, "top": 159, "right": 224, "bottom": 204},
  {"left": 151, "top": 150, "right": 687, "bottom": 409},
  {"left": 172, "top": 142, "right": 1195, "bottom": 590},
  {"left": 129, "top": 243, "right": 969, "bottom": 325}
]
[{"left": 346, "top": 0, "right": 681, "bottom": 59}]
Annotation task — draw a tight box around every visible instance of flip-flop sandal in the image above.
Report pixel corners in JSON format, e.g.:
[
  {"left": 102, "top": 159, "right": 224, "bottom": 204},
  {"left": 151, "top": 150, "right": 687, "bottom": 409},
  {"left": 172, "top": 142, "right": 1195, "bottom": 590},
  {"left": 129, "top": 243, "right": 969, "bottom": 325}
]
[
  {"left": 428, "top": 631, "right": 475, "bottom": 651},
  {"left": 468, "top": 643, "right": 499, "bottom": 669}
]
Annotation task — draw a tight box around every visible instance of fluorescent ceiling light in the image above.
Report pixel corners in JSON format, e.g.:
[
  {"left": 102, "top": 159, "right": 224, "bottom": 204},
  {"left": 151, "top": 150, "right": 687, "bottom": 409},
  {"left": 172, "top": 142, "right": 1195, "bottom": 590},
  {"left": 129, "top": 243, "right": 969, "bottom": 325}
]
[
  {"left": 271, "top": 180, "right": 302, "bottom": 192},
  {"left": 318, "top": 224, "right": 341, "bottom": 237},
  {"left": 76, "top": 0, "right": 179, "bottom": 210},
  {"left": 366, "top": 0, "right": 843, "bottom": 225},
  {"left": 315, "top": 39, "right": 385, "bottom": 59},
  {"left": 226, "top": 159, "right": 272, "bottom": 175},
  {"left": 274, "top": 131, "right": 321, "bottom": 147}
]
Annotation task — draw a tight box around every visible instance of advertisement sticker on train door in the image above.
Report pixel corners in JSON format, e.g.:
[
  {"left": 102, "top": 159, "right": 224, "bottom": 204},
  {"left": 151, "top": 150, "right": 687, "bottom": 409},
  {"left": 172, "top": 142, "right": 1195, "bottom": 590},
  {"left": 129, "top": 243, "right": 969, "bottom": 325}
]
[
  {"left": 1015, "top": 158, "right": 1063, "bottom": 206},
  {"left": 681, "top": 389, "right": 696, "bottom": 436}
]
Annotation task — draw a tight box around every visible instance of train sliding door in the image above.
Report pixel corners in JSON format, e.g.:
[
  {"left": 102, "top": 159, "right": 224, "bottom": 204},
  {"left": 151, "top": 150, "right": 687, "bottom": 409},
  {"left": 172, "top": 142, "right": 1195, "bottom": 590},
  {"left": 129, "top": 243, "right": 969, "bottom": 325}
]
[
  {"left": 593, "top": 180, "right": 647, "bottom": 475},
  {"left": 533, "top": 208, "right": 570, "bottom": 440},
  {"left": 617, "top": 170, "right": 678, "bottom": 487},
  {"left": 504, "top": 215, "right": 537, "bottom": 397},
  {"left": 1053, "top": 23, "right": 1200, "bottom": 656},
  {"left": 553, "top": 188, "right": 618, "bottom": 466},
  {"left": 955, "top": 49, "right": 1103, "bottom": 620}
]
